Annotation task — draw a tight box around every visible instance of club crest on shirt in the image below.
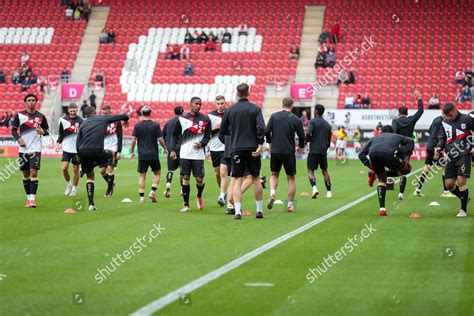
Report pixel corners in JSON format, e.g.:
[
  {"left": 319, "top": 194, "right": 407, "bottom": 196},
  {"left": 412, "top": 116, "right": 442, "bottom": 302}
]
[
  {"left": 106, "top": 123, "right": 117, "bottom": 134},
  {"left": 461, "top": 123, "right": 466, "bottom": 130}
]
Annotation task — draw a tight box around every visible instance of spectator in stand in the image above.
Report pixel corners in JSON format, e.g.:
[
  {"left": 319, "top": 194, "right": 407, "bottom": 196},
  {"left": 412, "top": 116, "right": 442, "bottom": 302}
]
[
  {"left": 347, "top": 68, "right": 355, "bottom": 84},
  {"left": 89, "top": 91, "right": 97, "bottom": 108},
  {"left": 354, "top": 94, "right": 362, "bottom": 109},
  {"left": 331, "top": 19, "right": 340, "bottom": 44},
  {"left": 94, "top": 70, "right": 104, "bottom": 87},
  {"left": 428, "top": 93, "right": 440, "bottom": 109},
  {"left": 120, "top": 103, "right": 134, "bottom": 117},
  {"left": 108, "top": 30, "right": 116, "bottom": 44},
  {"left": 222, "top": 30, "right": 232, "bottom": 44},
  {"left": 318, "top": 29, "right": 330, "bottom": 43},
  {"left": 60, "top": 68, "right": 70, "bottom": 82},
  {"left": 20, "top": 50, "right": 30, "bottom": 66},
  {"left": 180, "top": 44, "right": 190, "bottom": 60},
  {"left": 82, "top": 2, "right": 91, "bottom": 22},
  {"left": 325, "top": 51, "right": 336, "bottom": 67},
  {"left": 461, "top": 85, "right": 472, "bottom": 102},
  {"left": 21, "top": 76, "right": 31, "bottom": 91},
  {"left": 0, "top": 70, "right": 5, "bottom": 84},
  {"left": 80, "top": 100, "right": 89, "bottom": 117},
  {"left": 361, "top": 94, "right": 371, "bottom": 109},
  {"left": 100, "top": 29, "right": 108, "bottom": 43},
  {"left": 183, "top": 62, "right": 194, "bottom": 76},
  {"left": 37, "top": 75, "right": 49, "bottom": 93},
  {"left": 184, "top": 30, "right": 192, "bottom": 44},
  {"left": 74, "top": 7, "right": 81, "bottom": 20},
  {"left": 172, "top": 44, "right": 180, "bottom": 60},
  {"left": 465, "top": 70, "right": 473, "bottom": 87},
  {"left": 337, "top": 69, "right": 349, "bottom": 85},
  {"left": 0, "top": 111, "right": 11, "bottom": 127},
  {"left": 238, "top": 23, "right": 248, "bottom": 36},
  {"left": 65, "top": 6, "right": 74, "bottom": 20},
  {"left": 455, "top": 69, "right": 465, "bottom": 85},
  {"left": 344, "top": 94, "right": 355, "bottom": 109},
  {"left": 319, "top": 42, "right": 329, "bottom": 57},
  {"left": 315, "top": 53, "right": 325, "bottom": 68},
  {"left": 136, "top": 104, "right": 143, "bottom": 117},
  {"left": 12, "top": 68, "right": 20, "bottom": 84},
  {"left": 289, "top": 44, "right": 299, "bottom": 59},
  {"left": 205, "top": 40, "right": 216, "bottom": 52},
  {"left": 191, "top": 30, "right": 199, "bottom": 43},
  {"left": 208, "top": 31, "right": 217, "bottom": 42},
  {"left": 199, "top": 31, "right": 209, "bottom": 43},
  {"left": 164, "top": 44, "right": 172, "bottom": 59}
]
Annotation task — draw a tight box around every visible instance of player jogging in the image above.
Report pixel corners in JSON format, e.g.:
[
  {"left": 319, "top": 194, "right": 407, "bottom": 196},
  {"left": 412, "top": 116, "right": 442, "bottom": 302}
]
[
  {"left": 11, "top": 94, "right": 49, "bottom": 208},
  {"left": 435, "top": 102, "right": 473, "bottom": 217},
  {"left": 162, "top": 106, "right": 184, "bottom": 197},
  {"left": 335, "top": 126, "right": 348, "bottom": 160},
  {"left": 130, "top": 106, "right": 167, "bottom": 204},
  {"left": 391, "top": 91, "right": 424, "bottom": 200},
  {"left": 56, "top": 103, "right": 83, "bottom": 196},
  {"left": 208, "top": 95, "right": 227, "bottom": 206},
  {"left": 98, "top": 104, "right": 123, "bottom": 198},
  {"left": 265, "top": 97, "right": 305, "bottom": 212},
  {"left": 220, "top": 83, "right": 266, "bottom": 220},
  {"left": 353, "top": 126, "right": 362, "bottom": 153},
  {"left": 306, "top": 104, "right": 333, "bottom": 199},
  {"left": 169, "top": 97, "right": 211, "bottom": 212},
  {"left": 359, "top": 125, "right": 414, "bottom": 216},
  {"left": 76, "top": 107, "right": 129, "bottom": 211}
]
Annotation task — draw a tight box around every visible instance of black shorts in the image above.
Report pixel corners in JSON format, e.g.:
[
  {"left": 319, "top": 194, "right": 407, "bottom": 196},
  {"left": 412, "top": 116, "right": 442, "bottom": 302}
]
[
  {"left": 19, "top": 152, "right": 41, "bottom": 171},
  {"left": 425, "top": 149, "right": 443, "bottom": 166},
  {"left": 445, "top": 155, "right": 471, "bottom": 179},
  {"left": 180, "top": 159, "right": 205, "bottom": 177},
  {"left": 211, "top": 151, "right": 224, "bottom": 168},
  {"left": 99, "top": 152, "right": 118, "bottom": 168},
  {"left": 78, "top": 149, "right": 113, "bottom": 174},
  {"left": 62, "top": 151, "right": 80, "bottom": 165},
  {"left": 307, "top": 153, "right": 328, "bottom": 171},
  {"left": 138, "top": 160, "right": 161, "bottom": 173},
  {"left": 167, "top": 153, "right": 180, "bottom": 171},
  {"left": 369, "top": 152, "right": 404, "bottom": 174},
  {"left": 271, "top": 153, "right": 297, "bottom": 176},
  {"left": 231, "top": 150, "right": 261, "bottom": 178}
]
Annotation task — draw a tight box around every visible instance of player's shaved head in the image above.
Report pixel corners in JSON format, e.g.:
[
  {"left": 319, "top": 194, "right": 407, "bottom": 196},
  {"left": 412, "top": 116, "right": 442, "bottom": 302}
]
[
  {"left": 84, "top": 106, "right": 96, "bottom": 118},
  {"left": 141, "top": 105, "right": 151, "bottom": 117},
  {"left": 398, "top": 106, "right": 408, "bottom": 116},
  {"left": 174, "top": 106, "right": 184, "bottom": 116},
  {"left": 314, "top": 104, "right": 325, "bottom": 116},
  {"left": 236, "top": 83, "right": 250, "bottom": 99},
  {"left": 381, "top": 125, "right": 393, "bottom": 133},
  {"left": 190, "top": 96, "right": 202, "bottom": 104},
  {"left": 282, "top": 97, "right": 294, "bottom": 109}
]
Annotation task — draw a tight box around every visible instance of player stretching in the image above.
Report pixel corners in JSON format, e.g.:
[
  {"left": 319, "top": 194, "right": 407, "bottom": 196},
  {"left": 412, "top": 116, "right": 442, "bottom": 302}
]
[
  {"left": 220, "top": 83, "right": 266, "bottom": 220},
  {"left": 435, "top": 103, "right": 473, "bottom": 217},
  {"left": 11, "top": 94, "right": 49, "bottom": 208},
  {"left": 76, "top": 107, "right": 129, "bottom": 211},
  {"left": 306, "top": 104, "right": 333, "bottom": 199},
  {"left": 162, "top": 106, "right": 184, "bottom": 197},
  {"left": 208, "top": 95, "right": 227, "bottom": 206},
  {"left": 56, "top": 103, "right": 83, "bottom": 196},
  {"left": 99, "top": 104, "right": 123, "bottom": 198},
  {"left": 391, "top": 91, "right": 424, "bottom": 200},
  {"left": 266, "top": 97, "right": 305, "bottom": 212},
  {"left": 414, "top": 113, "right": 454, "bottom": 197},
  {"left": 359, "top": 125, "right": 414, "bottom": 216},
  {"left": 130, "top": 106, "right": 167, "bottom": 203},
  {"left": 169, "top": 97, "right": 211, "bottom": 212}
]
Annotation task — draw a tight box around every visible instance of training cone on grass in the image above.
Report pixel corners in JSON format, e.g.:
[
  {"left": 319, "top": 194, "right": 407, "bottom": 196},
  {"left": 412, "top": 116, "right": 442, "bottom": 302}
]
[
  {"left": 429, "top": 201, "right": 440, "bottom": 206},
  {"left": 300, "top": 192, "right": 309, "bottom": 196},
  {"left": 410, "top": 213, "right": 422, "bottom": 218},
  {"left": 274, "top": 200, "right": 283, "bottom": 205},
  {"left": 122, "top": 198, "right": 132, "bottom": 203},
  {"left": 64, "top": 208, "right": 76, "bottom": 214},
  {"left": 242, "top": 210, "right": 252, "bottom": 216}
]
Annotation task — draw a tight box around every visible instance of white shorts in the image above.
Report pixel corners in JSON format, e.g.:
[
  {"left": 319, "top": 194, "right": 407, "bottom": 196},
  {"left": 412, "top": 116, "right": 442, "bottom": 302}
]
[
  {"left": 354, "top": 141, "right": 361, "bottom": 149},
  {"left": 336, "top": 140, "right": 347, "bottom": 149}
]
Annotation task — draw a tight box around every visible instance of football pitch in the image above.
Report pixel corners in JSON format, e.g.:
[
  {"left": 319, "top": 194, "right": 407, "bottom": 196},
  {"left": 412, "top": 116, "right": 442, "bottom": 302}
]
[{"left": 0, "top": 157, "right": 472, "bottom": 315}]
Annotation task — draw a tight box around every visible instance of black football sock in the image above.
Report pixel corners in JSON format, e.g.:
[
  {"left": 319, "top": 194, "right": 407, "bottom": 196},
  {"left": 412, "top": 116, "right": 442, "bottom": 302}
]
[
  {"left": 450, "top": 185, "right": 461, "bottom": 198},
  {"left": 309, "top": 177, "right": 316, "bottom": 187},
  {"left": 442, "top": 175, "right": 448, "bottom": 191},
  {"left": 399, "top": 176, "right": 407, "bottom": 194},
  {"left": 416, "top": 172, "right": 427, "bottom": 191},
  {"left": 182, "top": 184, "right": 190, "bottom": 205},
  {"left": 377, "top": 184, "right": 386, "bottom": 209},
  {"left": 325, "top": 179, "right": 331, "bottom": 191},
  {"left": 23, "top": 178, "right": 31, "bottom": 196},
  {"left": 139, "top": 192, "right": 145, "bottom": 197},
  {"left": 166, "top": 171, "right": 173, "bottom": 184},
  {"left": 86, "top": 181, "right": 95, "bottom": 206},
  {"left": 30, "top": 178, "right": 39, "bottom": 195},
  {"left": 107, "top": 174, "right": 115, "bottom": 193},
  {"left": 459, "top": 186, "right": 469, "bottom": 211},
  {"left": 102, "top": 174, "right": 108, "bottom": 183},
  {"left": 196, "top": 183, "right": 205, "bottom": 198},
  {"left": 151, "top": 184, "right": 157, "bottom": 192}
]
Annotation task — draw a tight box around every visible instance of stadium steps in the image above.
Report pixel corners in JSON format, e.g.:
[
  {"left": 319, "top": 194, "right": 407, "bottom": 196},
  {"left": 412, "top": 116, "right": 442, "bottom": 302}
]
[
  {"left": 315, "top": 85, "right": 339, "bottom": 109},
  {"left": 70, "top": 6, "right": 110, "bottom": 84}
]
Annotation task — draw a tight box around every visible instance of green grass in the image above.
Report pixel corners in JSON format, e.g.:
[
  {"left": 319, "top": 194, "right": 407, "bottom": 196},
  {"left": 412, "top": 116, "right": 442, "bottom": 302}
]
[{"left": 0, "top": 157, "right": 472, "bottom": 315}]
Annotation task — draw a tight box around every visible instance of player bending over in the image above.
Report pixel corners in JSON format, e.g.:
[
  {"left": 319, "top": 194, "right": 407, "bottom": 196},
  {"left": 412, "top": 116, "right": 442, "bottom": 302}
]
[{"left": 359, "top": 125, "right": 414, "bottom": 216}]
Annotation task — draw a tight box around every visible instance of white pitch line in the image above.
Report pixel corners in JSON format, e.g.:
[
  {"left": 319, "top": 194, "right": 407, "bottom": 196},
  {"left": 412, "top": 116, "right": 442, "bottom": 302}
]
[
  {"left": 243, "top": 282, "right": 275, "bottom": 287},
  {"left": 130, "top": 168, "right": 422, "bottom": 315}
]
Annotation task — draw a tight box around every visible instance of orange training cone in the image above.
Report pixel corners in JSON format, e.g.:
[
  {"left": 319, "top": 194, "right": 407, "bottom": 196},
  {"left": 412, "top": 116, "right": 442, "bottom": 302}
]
[
  {"left": 300, "top": 192, "right": 309, "bottom": 196},
  {"left": 64, "top": 208, "right": 76, "bottom": 214},
  {"left": 409, "top": 213, "right": 422, "bottom": 218},
  {"left": 242, "top": 210, "right": 252, "bottom": 216}
]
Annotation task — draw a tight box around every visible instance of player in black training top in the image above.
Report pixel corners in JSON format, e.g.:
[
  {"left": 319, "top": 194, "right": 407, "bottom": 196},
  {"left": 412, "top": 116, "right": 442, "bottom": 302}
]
[
  {"left": 435, "top": 102, "right": 473, "bottom": 217},
  {"left": 76, "top": 106, "right": 129, "bottom": 211},
  {"left": 359, "top": 125, "right": 414, "bottom": 216},
  {"left": 11, "top": 94, "right": 49, "bottom": 208},
  {"left": 169, "top": 97, "right": 211, "bottom": 212},
  {"left": 220, "top": 83, "right": 266, "bottom": 220},
  {"left": 99, "top": 104, "right": 123, "bottom": 198},
  {"left": 391, "top": 91, "right": 424, "bottom": 200},
  {"left": 306, "top": 104, "right": 333, "bottom": 199},
  {"left": 413, "top": 113, "right": 454, "bottom": 198},
  {"left": 130, "top": 106, "right": 167, "bottom": 204},
  {"left": 162, "top": 105, "right": 184, "bottom": 198},
  {"left": 265, "top": 97, "right": 305, "bottom": 212},
  {"left": 56, "top": 103, "right": 83, "bottom": 197},
  {"left": 208, "top": 95, "right": 228, "bottom": 206}
]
